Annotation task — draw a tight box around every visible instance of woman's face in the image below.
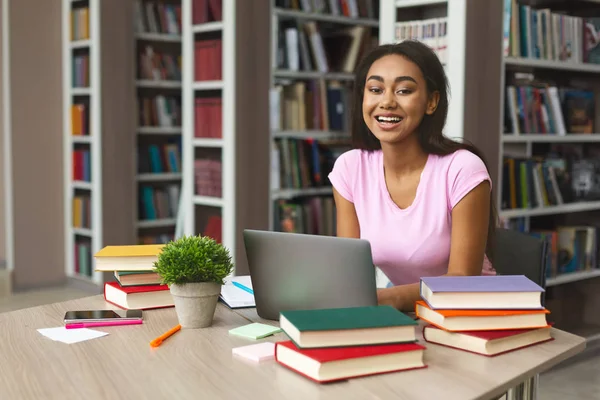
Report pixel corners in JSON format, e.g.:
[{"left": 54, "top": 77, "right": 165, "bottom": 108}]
[{"left": 362, "top": 54, "right": 438, "bottom": 145}]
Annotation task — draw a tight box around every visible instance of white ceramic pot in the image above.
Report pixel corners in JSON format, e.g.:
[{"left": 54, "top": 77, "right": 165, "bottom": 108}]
[{"left": 169, "top": 282, "right": 222, "bottom": 329}]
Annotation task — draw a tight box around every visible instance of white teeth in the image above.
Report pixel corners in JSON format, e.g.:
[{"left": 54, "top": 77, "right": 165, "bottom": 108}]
[{"left": 376, "top": 116, "right": 402, "bottom": 123}]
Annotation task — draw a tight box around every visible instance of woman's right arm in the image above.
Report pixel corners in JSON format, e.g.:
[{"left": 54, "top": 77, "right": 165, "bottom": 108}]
[{"left": 333, "top": 187, "right": 360, "bottom": 239}]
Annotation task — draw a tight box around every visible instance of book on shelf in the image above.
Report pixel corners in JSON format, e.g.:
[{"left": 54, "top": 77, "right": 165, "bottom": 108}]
[
  {"left": 273, "top": 137, "right": 349, "bottom": 191},
  {"left": 134, "top": 0, "right": 182, "bottom": 35},
  {"left": 70, "top": 5, "right": 89, "bottom": 41},
  {"left": 274, "top": 16, "right": 377, "bottom": 75},
  {"left": 194, "top": 158, "right": 222, "bottom": 197},
  {"left": 138, "top": 45, "right": 182, "bottom": 82},
  {"left": 503, "top": 73, "right": 595, "bottom": 136},
  {"left": 74, "top": 240, "right": 92, "bottom": 278},
  {"left": 193, "top": 0, "right": 223, "bottom": 24},
  {"left": 139, "top": 184, "right": 181, "bottom": 221},
  {"left": 274, "top": 0, "right": 378, "bottom": 20},
  {"left": 395, "top": 18, "right": 448, "bottom": 64},
  {"left": 501, "top": 143, "right": 600, "bottom": 211},
  {"left": 194, "top": 97, "right": 222, "bottom": 138},
  {"left": 72, "top": 54, "right": 89, "bottom": 88},
  {"left": 72, "top": 149, "right": 91, "bottom": 182},
  {"left": 271, "top": 80, "right": 352, "bottom": 132},
  {"left": 532, "top": 226, "right": 598, "bottom": 280},
  {"left": 503, "top": 0, "right": 600, "bottom": 65},
  {"left": 138, "top": 142, "right": 182, "bottom": 174},
  {"left": 72, "top": 195, "right": 91, "bottom": 230},
  {"left": 71, "top": 102, "right": 89, "bottom": 136},
  {"left": 195, "top": 39, "right": 222, "bottom": 81},
  {"left": 274, "top": 196, "right": 336, "bottom": 236},
  {"left": 139, "top": 94, "right": 182, "bottom": 129},
  {"left": 139, "top": 233, "right": 175, "bottom": 245}
]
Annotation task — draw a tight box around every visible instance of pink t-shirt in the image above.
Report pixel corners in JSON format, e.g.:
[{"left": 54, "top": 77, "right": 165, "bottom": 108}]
[{"left": 328, "top": 148, "right": 496, "bottom": 286}]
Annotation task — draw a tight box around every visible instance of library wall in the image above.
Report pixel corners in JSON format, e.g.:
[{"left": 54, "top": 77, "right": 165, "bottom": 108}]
[
  {"left": 10, "top": 0, "right": 64, "bottom": 289},
  {"left": 463, "top": 0, "right": 504, "bottom": 190},
  {"left": 233, "top": 0, "right": 271, "bottom": 275},
  {"left": 99, "top": 0, "right": 136, "bottom": 251}
]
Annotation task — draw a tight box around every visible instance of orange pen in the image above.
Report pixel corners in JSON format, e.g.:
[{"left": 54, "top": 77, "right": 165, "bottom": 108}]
[{"left": 150, "top": 324, "right": 181, "bottom": 348}]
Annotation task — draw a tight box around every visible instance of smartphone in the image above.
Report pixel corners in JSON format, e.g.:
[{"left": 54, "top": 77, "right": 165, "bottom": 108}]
[{"left": 64, "top": 309, "right": 143, "bottom": 324}]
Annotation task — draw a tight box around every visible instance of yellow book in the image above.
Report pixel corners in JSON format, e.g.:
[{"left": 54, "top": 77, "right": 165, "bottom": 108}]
[{"left": 94, "top": 244, "right": 165, "bottom": 272}]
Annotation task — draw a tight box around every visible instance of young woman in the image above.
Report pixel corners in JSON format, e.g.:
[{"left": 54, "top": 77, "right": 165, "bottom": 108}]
[{"left": 328, "top": 40, "right": 498, "bottom": 312}]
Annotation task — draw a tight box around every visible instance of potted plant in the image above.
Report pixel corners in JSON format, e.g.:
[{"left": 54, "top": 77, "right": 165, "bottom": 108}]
[{"left": 153, "top": 235, "right": 234, "bottom": 329}]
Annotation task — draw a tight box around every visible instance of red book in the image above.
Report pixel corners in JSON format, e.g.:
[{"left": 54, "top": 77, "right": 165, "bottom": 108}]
[
  {"left": 103, "top": 282, "right": 174, "bottom": 310},
  {"left": 423, "top": 325, "right": 554, "bottom": 357},
  {"left": 274, "top": 340, "right": 426, "bottom": 383}
]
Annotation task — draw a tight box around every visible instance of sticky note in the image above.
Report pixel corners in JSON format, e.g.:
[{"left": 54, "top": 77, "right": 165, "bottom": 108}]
[
  {"left": 228, "top": 323, "right": 282, "bottom": 340},
  {"left": 232, "top": 342, "right": 275, "bottom": 363}
]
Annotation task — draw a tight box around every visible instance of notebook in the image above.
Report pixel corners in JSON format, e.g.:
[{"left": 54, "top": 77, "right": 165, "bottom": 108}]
[{"left": 219, "top": 275, "right": 255, "bottom": 309}]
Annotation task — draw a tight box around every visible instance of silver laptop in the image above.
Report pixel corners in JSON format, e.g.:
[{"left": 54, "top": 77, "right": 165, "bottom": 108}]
[{"left": 242, "top": 229, "right": 378, "bottom": 320}]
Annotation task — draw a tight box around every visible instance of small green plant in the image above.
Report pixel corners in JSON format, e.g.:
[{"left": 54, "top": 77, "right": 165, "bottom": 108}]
[{"left": 153, "top": 235, "right": 234, "bottom": 286}]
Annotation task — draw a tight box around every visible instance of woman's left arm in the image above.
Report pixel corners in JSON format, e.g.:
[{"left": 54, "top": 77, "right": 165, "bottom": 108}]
[{"left": 377, "top": 181, "right": 491, "bottom": 311}]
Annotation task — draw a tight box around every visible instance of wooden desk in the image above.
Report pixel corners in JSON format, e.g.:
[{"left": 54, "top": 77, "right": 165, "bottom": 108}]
[{"left": 0, "top": 295, "right": 586, "bottom": 400}]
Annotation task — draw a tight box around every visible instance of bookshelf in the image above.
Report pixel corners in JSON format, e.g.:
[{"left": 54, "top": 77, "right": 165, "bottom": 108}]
[
  {"left": 181, "top": 0, "right": 271, "bottom": 275},
  {"left": 268, "top": 0, "right": 380, "bottom": 235},
  {"left": 133, "top": 0, "right": 183, "bottom": 245},
  {"left": 62, "top": 0, "right": 136, "bottom": 286},
  {"left": 498, "top": 0, "right": 600, "bottom": 344}
]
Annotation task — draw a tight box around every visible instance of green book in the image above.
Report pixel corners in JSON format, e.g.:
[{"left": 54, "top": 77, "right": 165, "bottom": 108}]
[
  {"left": 279, "top": 305, "right": 417, "bottom": 349},
  {"left": 117, "top": 271, "right": 155, "bottom": 276}
]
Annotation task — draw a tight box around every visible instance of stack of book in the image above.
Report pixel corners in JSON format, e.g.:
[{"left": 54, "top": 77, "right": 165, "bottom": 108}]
[
  {"left": 273, "top": 305, "right": 427, "bottom": 383},
  {"left": 94, "top": 244, "right": 175, "bottom": 310},
  {"left": 415, "top": 275, "right": 553, "bottom": 357}
]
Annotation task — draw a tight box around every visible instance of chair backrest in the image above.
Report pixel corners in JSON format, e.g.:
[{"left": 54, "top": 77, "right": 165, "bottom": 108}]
[{"left": 492, "top": 227, "right": 549, "bottom": 304}]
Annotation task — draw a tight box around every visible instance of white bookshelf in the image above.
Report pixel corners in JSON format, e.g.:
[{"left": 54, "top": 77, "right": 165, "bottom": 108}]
[
  {"left": 182, "top": 0, "right": 236, "bottom": 261},
  {"left": 134, "top": 0, "right": 183, "bottom": 244},
  {"left": 62, "top": 0, "right": 102, "bottom": 284},
  {"left": 268, "top": 1, "right": 379, "bottom": 231}
]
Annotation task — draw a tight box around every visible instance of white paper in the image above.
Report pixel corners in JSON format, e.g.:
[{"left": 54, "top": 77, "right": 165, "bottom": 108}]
[
  {"left": 37, "top": 327, "right": 109, "bottom": 344},
  {"left": 220, "top": 275, "right": 256, "bottom": 309}
]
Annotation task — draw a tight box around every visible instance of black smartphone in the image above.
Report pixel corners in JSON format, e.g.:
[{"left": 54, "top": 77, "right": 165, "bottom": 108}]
[{"left": 64, "top": 309, "right": 143, "bottom": 324}]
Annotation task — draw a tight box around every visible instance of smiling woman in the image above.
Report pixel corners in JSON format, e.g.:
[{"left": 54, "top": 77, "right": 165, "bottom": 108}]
[{"left": 327, "top": 40, "right": 498, "bottom": 312}]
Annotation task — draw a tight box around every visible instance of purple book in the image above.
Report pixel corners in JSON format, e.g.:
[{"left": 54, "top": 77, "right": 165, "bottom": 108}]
[{"left": 419, "top": 275, "right": 545, "bottom": 310}]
